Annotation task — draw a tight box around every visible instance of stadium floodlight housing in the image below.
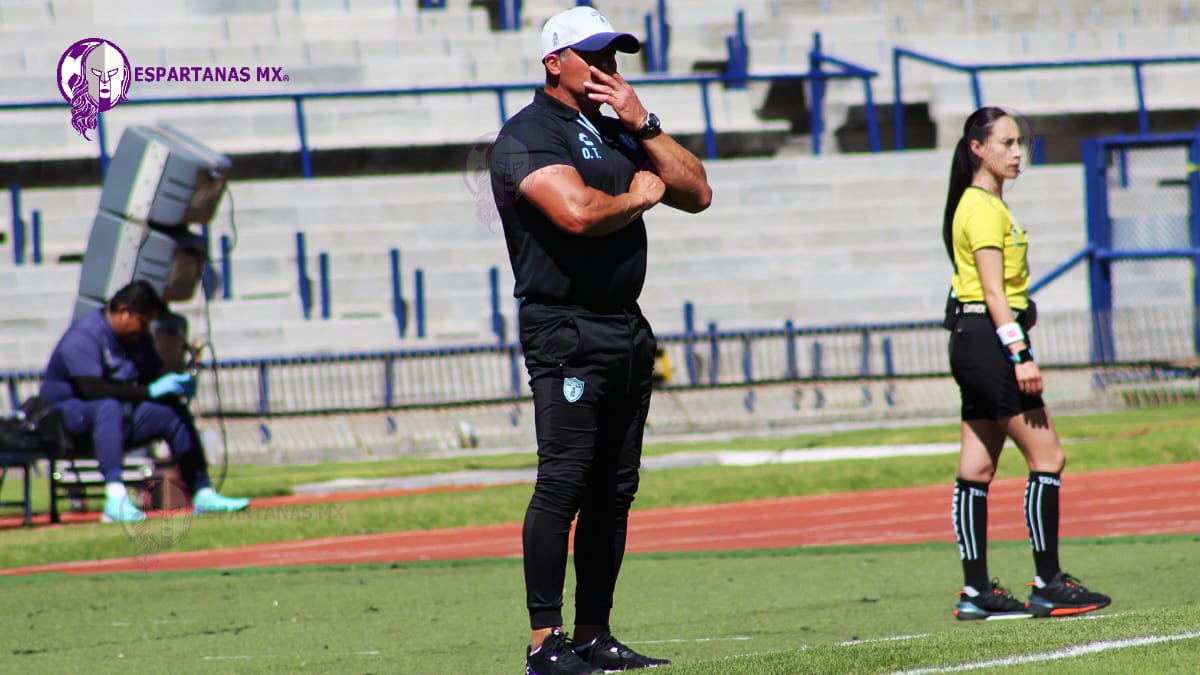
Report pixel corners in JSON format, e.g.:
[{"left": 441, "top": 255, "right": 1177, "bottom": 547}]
[{"left": 74, "top": 124, "right": 231, "bottom": 319}]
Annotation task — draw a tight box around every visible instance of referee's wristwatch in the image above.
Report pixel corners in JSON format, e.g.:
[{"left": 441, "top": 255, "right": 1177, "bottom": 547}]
[
  {"left": 634, "top": 112, "right": 661, "bottom": 140},
  {"left": 1009, "top": 348, "right": 1035, "bottom": 364}
]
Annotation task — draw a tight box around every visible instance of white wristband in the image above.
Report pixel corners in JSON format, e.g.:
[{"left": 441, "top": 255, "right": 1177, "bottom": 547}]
[{"left": 995, "top": 322, "right": 1025, "bottom": 346}]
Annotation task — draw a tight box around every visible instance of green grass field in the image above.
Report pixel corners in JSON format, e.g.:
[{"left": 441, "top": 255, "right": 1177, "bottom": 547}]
[
  {"left": 1, "top": 537, "right": 1196, "bottom": 673},
  {"left": 2, "top": 403, "right": 1199, "bottom": 672}
]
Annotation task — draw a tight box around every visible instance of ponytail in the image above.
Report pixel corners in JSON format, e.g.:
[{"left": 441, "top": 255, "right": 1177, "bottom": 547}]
[
  {"left": 942, "top": 136, "right": 975, "bottom": 268},
  {"left": 941, "top": 106, "right": 1011, "bottom": 269}
]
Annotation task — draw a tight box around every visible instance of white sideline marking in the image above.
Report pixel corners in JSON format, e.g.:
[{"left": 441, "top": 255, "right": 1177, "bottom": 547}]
[
  {"left": 841, "top": 633, "right": 930, "bottom": 646},
  {"left": 635, "top": 636, "right": 752, "bottom": 645},
  {"left": 896, "top": 631, "right": 1200, "bottom": 673},
  {"left": 201, "top": 650, "right": 380, "bottom": 661}
]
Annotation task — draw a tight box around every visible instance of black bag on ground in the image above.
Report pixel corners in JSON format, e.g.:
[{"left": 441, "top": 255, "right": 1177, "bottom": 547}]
[{"left": 0, "top": 396, "right": 65, "bottom": 454}]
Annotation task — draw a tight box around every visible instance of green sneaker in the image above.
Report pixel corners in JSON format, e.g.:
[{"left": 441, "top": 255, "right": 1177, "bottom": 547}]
[
  {"left": 101, "top": 494, "right": 147, "bottom": 523},
  {"left": 192, "top": 487, "right": 250, "bottom": 515}
]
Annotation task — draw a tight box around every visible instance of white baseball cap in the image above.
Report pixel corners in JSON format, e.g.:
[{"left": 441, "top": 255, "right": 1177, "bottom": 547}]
[{"left": 541, "top": 6, "right": 640, "bottom": 59}]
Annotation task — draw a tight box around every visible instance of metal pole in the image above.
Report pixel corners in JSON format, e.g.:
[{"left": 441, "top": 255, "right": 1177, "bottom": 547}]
[
  {"left": 390, "top": 248, "right": 406, "bottom": 338},
  {"left": 293, "top": 97, "right": 313, "bottom": 179},
  {"left": 30, "top": 210, "right": 41, "bottom": 264},
  {"left": 414, "top": 268, "right": 426, "bottom": 338},
  {"left": 1132, "top": 62, "right": 1149, "bottom": 135},
  {"left": 295, "top": 231, "right": 311, "bottom": 319},
  {"left": 489, "top": 265, "right": 504, "bottom": 342},
  {"left": 318, "top": 252, "right": 331, "bottom": 319},
  {"left": 1190, "top": 126, "right": 1200, "bottom": 357},
  {"left": 809, "top": 32, "right": 824, "bottom": 156},
  {"left": 892, "top": 49, "right": 905, "bottom": 151},
  {"left": 220, "top": 234, "right": 232, "bottom": 299},
  {"left": 683, "top": 301, "right": 697, "bottom": 385},
  {"left": 700, "top": 81, "right": 716, "bottom": 159},
  {"left": 9, "top": 184, "right": 23, "bottom": 265}
]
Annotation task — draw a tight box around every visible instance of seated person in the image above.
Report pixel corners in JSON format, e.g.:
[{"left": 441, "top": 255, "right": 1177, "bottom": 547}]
[{"left": 39, "top": 280, "right": 250, "bottom": 523}]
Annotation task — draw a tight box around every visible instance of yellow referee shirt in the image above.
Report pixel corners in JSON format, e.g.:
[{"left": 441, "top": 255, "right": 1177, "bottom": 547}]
[{"left": 950, "top": 187, "right": 1030, "bottom": 311}]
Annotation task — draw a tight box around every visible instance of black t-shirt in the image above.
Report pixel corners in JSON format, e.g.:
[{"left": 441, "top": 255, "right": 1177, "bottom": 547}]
[{"left": 490, "top": 89, "right": 648, "bottom": 308}]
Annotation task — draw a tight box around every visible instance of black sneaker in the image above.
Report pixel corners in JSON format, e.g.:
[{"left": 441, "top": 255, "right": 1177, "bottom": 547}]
[
  {"left": 526, "top": 628, "right": 601, "bottom": 675},
  {"left": 954, "top": 579, "right": 1034, "bottom": 621},
  {"left": 573, "top": 629, "right": 671, "bottom": 670},
  {"left": 1027, "top": 572, "right": 1112, "bottom": 618}
]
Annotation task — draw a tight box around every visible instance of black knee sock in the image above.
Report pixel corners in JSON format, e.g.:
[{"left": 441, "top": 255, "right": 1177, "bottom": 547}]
[
  {"left": 1025, "top": 471, "right": 1062, "bottom": 582},
  {"left": 952, "top": 477, "right": 991, "bottom": 590}
]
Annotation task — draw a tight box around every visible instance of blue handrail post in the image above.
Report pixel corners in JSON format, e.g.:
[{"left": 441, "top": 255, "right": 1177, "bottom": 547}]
[
  {"left": 414, "top": 268, "right": 426, "bottom": 339},
  {"left": 725, "top": 11, "right": 747, "bottom": 90},
  {"left": 293, "top": 96, "right": 313, "bottom": 179},
  {"left": 699, "top": 81, "right": 717, "bottom": 160},
  {"left": 811, "top": 341, "right": 825, "bottom": 409},
  {"left": 969, "top": 68, "right": 983, "bottom": 109},
  {"left": 30, "top": 210, "right": 42, "bottom": 265},
  {"left": 862, "top": 76, "right": 881, "bottom": 153},
  {"left": 9, "top": 184, "right": 23, "bottom": 265},
  {"left": 683, "top": 301, "right": 697, "bottom": 385},
  {"left": 1132, "top": 61, "right": 1149, "bottom": 135},
  {"left": 1190, "top": 125, "right": 1200, "bottom": 357},
  {"left": 489, "top": 265, "right": 504, "bottom": 343},
  {"left": 318, "top": 252, "right": 331, "bottom": 319},
  {"left": 892, "top": 48, "right": 906, "bottom": 150},
  {"left": 643, "top": 14, "right": 657, "bottom": 73},
  {"left": 498, "top": 0, "right": 520, "bottom": 30},
  {"left": 390, "top": 248, "right": 406, "bottom": 338},
  {"left": 383, "top": 354, "right": 395, "bottom": 408},
  {"left": 656, "top": 0, "right": 669, "bottom": 72},
  {"left": 200, "top": 223, "right": 213, "bottom": 299},
  {"left": 809, "top": 32, "right": 825, "bottom": 156},
  {"left": 741, "top": 334, "right": 753, "bottom": 382},
  {"left": 220, "top": 234, "right": 232, "bottom": 300},
  {"left": 707, "top": 321, "right": 720, "bottom": 384},
  {"left": 881, "top": 336, "right": 896, "bottom": 407},
  {"left": 784, "top": 319, "right": 798, "bottom": 379},
  {"left": 295, "top": 231, "right": 312, "bottom": 319},
  {"left": 1082, "top": 138, "right": 1114, "bottom": 363},
  {"left": 257, "top": 362, "right": 271, "bottom": 415},
  {"left": 496, "top": 86, "right": 508, "bottom": 124}
]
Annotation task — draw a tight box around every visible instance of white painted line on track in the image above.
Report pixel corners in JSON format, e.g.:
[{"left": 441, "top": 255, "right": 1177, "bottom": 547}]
[{"left": 895, "top": 631, "right": 1200, "bottom": 673}]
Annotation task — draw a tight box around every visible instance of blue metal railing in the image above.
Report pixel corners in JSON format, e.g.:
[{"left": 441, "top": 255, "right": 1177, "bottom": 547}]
[{"left": 892, "top": 49, "right": 1200, "bottom": 150}]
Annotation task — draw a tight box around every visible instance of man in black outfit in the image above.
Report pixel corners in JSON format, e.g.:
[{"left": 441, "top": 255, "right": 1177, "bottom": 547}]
[{"left": 489, "top": 7, "right": 712, "bottom": 674}]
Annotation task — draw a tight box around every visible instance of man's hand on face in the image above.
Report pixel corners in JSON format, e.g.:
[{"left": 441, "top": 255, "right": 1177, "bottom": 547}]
[{"left": 583, "top": 65, "right": 647, "bottom": 131}]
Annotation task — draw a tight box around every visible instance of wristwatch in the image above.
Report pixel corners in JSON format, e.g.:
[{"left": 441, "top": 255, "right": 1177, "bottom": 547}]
[
  {"left": 634, "top": 113, "right": 661, "bottom": 140},
  {"left": 1009, "top": 348, "right": 1035, "bottom": 364}
]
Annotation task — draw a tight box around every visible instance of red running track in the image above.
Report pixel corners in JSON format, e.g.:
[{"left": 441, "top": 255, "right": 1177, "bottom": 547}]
[{"left": 3, "top": 462, "right": 1198, "bottom": 576}]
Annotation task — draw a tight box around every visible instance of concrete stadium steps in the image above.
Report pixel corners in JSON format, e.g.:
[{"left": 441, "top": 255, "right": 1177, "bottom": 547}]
[{"left": 0, "top": 152, "right": 1098, "bottom": 368}]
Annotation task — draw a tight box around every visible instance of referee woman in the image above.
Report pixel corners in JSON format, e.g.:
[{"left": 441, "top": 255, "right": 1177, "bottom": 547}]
[{"left": 943, "top": 107, "right": 1111, "bottom": 620}]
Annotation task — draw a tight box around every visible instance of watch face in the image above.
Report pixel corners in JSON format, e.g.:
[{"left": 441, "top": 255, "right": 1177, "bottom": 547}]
[{"left": 647, "top": 113, "right": 660, "bottom": 129}]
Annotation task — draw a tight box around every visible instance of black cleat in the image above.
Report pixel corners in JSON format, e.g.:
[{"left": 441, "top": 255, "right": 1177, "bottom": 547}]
[
  {"left": 573, "top": 629, "right": 670, "bottom": 670},
  {"left": 1027, "top": 572, "right": 1112, "bottom": 618},
  {"left": 954, "top": 579, "right": 1034, "bottom": 621},
  {"left": 526, "top": 628, "right": 602, "bottom": 675}
]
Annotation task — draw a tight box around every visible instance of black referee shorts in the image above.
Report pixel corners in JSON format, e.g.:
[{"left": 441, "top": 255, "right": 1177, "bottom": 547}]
[{"left": 948, "top": 314, "right": 1045, "bottom": 421}]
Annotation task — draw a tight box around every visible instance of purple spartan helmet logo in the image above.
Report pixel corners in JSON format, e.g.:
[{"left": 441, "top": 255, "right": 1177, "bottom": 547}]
[{"left": 57, "top": 37, "right": 132, "bottom": 140}]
